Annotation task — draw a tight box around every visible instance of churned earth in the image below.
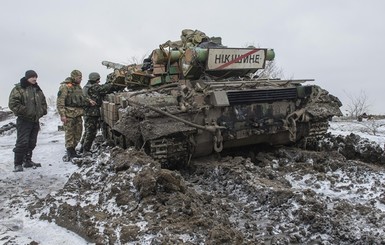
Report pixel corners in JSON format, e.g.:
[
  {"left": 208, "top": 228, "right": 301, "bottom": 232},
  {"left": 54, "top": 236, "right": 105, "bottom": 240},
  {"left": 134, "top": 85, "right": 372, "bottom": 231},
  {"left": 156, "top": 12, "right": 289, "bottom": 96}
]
[
  {"left": 32, "top": 134, "right": 385, "bottom": 244},
  {"left": 2, "top": 107, "right": 385, "bottom": 244}
]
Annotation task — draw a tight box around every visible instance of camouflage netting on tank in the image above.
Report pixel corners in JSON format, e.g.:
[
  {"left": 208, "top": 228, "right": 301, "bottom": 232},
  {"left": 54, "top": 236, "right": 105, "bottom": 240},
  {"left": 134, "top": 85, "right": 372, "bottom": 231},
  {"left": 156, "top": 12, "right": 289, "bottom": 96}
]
[{"left": 160, "top": 29, "right": 211, "bottom": 50}]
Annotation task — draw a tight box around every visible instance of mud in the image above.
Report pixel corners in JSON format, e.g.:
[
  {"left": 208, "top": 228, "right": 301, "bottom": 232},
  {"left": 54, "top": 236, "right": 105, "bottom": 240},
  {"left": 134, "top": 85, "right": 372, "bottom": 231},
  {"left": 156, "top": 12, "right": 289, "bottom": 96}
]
[{"left": 30, "top": 134, "right": 385, "bottom": 244}]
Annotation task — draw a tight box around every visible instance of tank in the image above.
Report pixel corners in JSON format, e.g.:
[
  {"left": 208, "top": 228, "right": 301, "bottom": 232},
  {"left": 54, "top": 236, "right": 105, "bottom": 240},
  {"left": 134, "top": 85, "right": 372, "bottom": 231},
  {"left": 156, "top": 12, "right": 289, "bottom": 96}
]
[{"left": 100, "top": 29, "right": 342, "bottom": 167}]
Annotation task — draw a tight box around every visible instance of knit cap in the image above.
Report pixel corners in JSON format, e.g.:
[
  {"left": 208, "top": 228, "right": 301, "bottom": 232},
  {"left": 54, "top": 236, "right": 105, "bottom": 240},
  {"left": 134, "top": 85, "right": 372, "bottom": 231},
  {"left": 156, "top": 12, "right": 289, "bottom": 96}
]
[{"left": 25, "top": 70, "right": 38, "bottom": 79}]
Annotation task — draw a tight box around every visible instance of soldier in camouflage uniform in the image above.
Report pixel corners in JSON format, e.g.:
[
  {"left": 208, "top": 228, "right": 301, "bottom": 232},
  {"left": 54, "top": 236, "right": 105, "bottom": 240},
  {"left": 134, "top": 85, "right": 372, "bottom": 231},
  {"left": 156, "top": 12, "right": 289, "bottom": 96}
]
[
  {"left": 56, "top": 70, "right": 96, "bottom": 160},
  {"left": 8, "top": 70, "right": 47, "bottom": 172},
  {"left": 81, "top": 72, "right": 118, "bottom": 155}
]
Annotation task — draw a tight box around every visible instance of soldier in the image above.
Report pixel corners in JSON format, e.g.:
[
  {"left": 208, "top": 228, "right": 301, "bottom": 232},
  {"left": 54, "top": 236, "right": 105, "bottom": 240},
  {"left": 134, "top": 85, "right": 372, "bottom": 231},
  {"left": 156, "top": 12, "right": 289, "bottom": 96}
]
[
  {"left": 57, "top": 70, "right": 95, "bottom": 161},
  {"left": 8, "top": 70, "right": 47, "bottom": 172},
  {"left": 81, "top": 72, "right": 119, "bottom": 155}
]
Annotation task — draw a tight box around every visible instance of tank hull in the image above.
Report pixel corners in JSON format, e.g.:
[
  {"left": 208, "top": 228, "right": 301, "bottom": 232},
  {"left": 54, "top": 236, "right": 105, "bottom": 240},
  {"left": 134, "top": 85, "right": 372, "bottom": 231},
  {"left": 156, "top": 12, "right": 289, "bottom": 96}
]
[
  {"left": 101, "top": 79, "right": 341, "bottom": 166},
  {"left": 100, "top": 29, "right": 342, "bottom": 166}
]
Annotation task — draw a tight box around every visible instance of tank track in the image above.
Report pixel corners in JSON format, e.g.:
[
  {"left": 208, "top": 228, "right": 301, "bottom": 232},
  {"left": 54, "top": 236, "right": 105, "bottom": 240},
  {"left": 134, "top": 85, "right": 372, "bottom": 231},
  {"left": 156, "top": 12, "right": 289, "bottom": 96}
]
[
  {"left": 148, "top": 120, "right": 332, "bottom": 164},
  {"left": 298, "top": 119, "right": 330, "bottom": 149},
  {"left": 308, "top": 120, "right": 329, "bottom": 137},
  {"left": 149, "top": 135, "right": 191, "bottom": 168}
]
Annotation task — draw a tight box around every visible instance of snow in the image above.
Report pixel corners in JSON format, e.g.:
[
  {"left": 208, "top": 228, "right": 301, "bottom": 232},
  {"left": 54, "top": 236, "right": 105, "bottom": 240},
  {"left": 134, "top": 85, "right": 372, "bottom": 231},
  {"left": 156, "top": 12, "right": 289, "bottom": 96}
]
[
  {"left": 0, "top": 107, "right": 92, "bottom": 244},
  {"left": 329, "top": 118, "right": 385, "bottom": 149},
  {"left": 286, "top": 169, "right": 385, "bottom": 211},
  {"left": 1, "top": 108, "right": 385, "bottom": 243}
]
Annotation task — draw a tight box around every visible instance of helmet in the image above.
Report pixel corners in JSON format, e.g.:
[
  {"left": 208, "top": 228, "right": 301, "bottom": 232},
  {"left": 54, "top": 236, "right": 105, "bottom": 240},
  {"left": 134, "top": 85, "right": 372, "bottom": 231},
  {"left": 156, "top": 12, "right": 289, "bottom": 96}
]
[
  {"left": 70, "top": 70, "right": 82, "bottom": 78},
  {"left": 89, "top": 72, "right": 101, "bottom": 81}
]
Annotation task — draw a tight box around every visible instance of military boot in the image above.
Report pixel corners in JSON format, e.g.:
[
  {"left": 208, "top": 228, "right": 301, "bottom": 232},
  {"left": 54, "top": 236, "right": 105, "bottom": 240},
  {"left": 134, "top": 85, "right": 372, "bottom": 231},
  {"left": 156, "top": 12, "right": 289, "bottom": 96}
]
[
  {"left": 67, "top": 147, "right": 81, "bottom": 160},
  {"left": 23, "top": 151, "right": 42, "bottom": 168},
  {"left": 13, "top": 152, "right": 24, "bottom": 172},
  {"left": 77, "top": 145, "right": 84, "bottom": 155}
]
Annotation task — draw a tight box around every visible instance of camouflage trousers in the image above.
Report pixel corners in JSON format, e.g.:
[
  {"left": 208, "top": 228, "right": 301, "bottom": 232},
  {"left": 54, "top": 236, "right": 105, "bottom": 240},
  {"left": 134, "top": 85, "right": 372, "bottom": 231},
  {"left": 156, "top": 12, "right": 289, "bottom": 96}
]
[
  {"left": 82, "top": 116, "right": 99, "bottom": 152},
  {"left": 64, "top": 116, "right": 83, "bottom": 148}
]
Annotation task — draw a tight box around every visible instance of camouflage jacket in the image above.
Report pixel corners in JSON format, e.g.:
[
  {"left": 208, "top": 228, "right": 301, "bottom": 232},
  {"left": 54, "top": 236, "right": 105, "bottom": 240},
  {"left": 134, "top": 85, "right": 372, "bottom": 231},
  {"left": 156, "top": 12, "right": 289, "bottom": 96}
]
[
  {"left": 8, "top": 77, "right": 47, "bottom": 122},
  {"left": 56, "top": 77, "right": 90, "bottom": 118},
  {"left": 83, "top": 81, "right": 115, "bottom": 117}
]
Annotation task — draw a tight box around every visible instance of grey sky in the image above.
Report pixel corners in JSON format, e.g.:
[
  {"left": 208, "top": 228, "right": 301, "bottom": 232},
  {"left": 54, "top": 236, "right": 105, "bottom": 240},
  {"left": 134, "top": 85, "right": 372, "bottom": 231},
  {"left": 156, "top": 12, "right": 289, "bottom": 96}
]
[{"left": 1, "top": 0, "right": 384, "bottom": 114}]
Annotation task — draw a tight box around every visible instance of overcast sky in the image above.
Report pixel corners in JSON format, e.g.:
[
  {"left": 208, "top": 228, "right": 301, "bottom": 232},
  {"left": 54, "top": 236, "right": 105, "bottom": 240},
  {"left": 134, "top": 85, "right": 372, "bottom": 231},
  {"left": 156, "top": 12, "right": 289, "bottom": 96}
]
[{"left": 1, "top": 0, "right": 384, "bottom": 114}]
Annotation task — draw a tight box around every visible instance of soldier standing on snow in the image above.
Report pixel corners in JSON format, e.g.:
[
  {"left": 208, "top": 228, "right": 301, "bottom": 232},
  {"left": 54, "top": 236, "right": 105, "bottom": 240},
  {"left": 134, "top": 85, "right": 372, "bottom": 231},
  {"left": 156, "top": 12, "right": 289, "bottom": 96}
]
[
  {"left": 56, "top": 70, "right": 96, "bottom": 161},
  {"left": 80, "top": 72, "right": 120, "bottom": 156},
  {"left": 8, "top": 70, "right": 47, "bottom": 172}
]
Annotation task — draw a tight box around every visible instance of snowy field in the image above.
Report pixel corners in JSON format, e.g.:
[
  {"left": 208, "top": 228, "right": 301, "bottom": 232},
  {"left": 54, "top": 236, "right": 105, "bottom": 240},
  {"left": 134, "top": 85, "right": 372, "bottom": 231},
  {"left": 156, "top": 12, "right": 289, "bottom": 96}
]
[{"left": 329, "top": 117, "right": 385, "bottom": 149}]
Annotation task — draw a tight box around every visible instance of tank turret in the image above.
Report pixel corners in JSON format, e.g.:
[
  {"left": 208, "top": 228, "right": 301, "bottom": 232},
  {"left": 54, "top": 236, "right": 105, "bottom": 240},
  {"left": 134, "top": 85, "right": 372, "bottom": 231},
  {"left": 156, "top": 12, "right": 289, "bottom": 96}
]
[
  {"left": 102, "top": 29, "right": 276, "bottom": 88},
  {"left": 100, "top": 29, "right": 342, "bottom": 167}
]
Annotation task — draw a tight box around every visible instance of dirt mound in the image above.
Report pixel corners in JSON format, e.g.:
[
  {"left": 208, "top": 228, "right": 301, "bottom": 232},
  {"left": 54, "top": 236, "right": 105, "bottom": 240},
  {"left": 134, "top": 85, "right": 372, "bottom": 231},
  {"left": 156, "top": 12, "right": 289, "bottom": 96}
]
[
  {"left": 30, "top": 148, "right": 243, "bottom": 244},
  {"left": 30, "top": 135, "right": 385, "bottom": 244}
]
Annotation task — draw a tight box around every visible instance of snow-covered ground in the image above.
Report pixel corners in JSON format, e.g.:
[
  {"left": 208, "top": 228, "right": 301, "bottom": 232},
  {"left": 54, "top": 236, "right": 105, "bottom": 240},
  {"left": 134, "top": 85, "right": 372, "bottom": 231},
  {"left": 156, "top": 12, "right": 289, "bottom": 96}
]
[
  {"left": 1, "top": 109, "right": 385, "bottom": 244},
  {"left": 329, "top": 117, "right": 385, "bottom": 149},
  {"left": 0, "top": 107, "right": 92, "bottom": 244}
]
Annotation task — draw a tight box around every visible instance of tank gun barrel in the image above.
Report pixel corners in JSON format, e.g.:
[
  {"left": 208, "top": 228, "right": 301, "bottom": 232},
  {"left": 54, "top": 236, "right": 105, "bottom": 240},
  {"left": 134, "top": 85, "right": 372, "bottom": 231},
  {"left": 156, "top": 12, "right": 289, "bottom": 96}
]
[
  {"left": 151, "top": 48, "right": 275, "bottom": 66},
  {"left": 102, "top": 61, "right": 133, "bottom": 70}
]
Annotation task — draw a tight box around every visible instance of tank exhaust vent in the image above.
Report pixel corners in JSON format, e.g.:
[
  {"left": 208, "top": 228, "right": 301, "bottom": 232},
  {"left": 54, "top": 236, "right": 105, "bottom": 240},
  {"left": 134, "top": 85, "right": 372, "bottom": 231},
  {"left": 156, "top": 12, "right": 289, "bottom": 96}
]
[{"left": 226, "top": 88, "right": 298, "bottom": 104}]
